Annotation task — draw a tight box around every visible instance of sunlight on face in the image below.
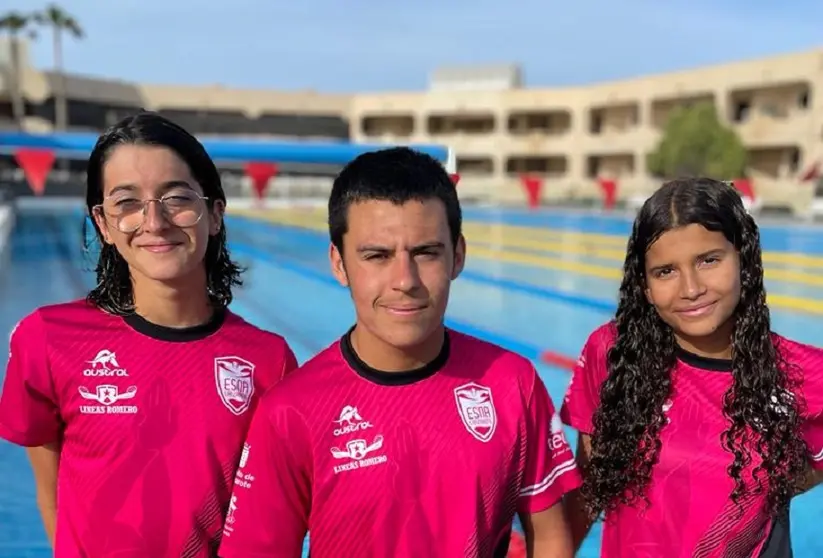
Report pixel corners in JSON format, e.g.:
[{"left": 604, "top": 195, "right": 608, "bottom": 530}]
[
  {"left": 329, "top": 198, "right": 465, "bottom": 352},
  {"left": 644, "top": 224, "right": 741, "bottom": 356},
  {"left": 93, "top": 144, "right": 223, "bottom": 285}
]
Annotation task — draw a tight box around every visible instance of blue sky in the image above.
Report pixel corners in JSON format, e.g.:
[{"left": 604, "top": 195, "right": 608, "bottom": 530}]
[{"left": 23, "top": 0, "right": 823, "bottom": 92}]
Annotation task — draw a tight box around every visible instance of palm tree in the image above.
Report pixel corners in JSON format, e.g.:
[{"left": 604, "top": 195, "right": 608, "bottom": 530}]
[
  {"left": 34, "top": 4, "right": 83, "bottom": 131},
  {"left": 0, "top": 11, "right": 37, "bottom": 130}
]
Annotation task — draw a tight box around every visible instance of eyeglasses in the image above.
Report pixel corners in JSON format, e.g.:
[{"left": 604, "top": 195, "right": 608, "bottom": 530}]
[{"left": 93, "top": 191, "right": 209, "bottom": 233}]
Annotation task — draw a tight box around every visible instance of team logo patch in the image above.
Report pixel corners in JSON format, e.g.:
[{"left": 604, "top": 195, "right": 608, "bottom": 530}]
[
  {"left": 215, "top": 356, "right": 256, "bottom": 415},
  {"left": 454, "top": 382, "right": 497, "bottom": 442}
]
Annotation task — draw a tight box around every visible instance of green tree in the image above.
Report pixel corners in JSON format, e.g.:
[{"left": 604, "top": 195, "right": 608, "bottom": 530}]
[
  {"left": 647, "top": 101, "right": 747, "bottom": 180},
  {"left": 0, "top": 11, "right": 37, "bottom": 130},
  {"left": 34, "top": 4, "right": 83, "bottom": 132}
]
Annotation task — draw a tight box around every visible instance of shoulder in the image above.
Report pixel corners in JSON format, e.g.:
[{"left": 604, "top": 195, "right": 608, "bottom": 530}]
[
  {"left": 12, "top": 299, "right": 106, "bottom": 343},
  {"left": 574, "top": 321, "right": 616, "bottom": 373},
  {"left": 449, "top": 329, "right": 539, "bottom": 389},
  {"left": 225, "top": 310, "right": 285, "bottom": 342},
  {"left": 223, "top": 311, "right": 287, "bottom": 344},
  {"left": 581, "top": 321, "right": 617, "bottom": 357},
  {"left": 773, "top": 333, "right": 823, "bottom": 403},
  {"left": 451, "top": 329, "right": 532, "bottom": 367},
  {"left": 220, "top": 311, "right": 293, "bottom": 359},
  {"left": 258, "top": 341, "right": 344, "bottom": 405},
  {"left": 773, "top": 333, "right": 823, "bottom": 371}
]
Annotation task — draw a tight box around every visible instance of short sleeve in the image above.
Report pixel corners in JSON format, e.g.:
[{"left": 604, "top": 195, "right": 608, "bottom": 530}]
[
  {"left": 560, "top": 325, "right": 612, "bottom": 435},
  {"left": 786, "top": 338, "right": 823, "bottom": 471},
  {"left": 218, "top": 394, "right": 312, "bottom": 558},
  {"left": 281, "top": 343, "right": 298, "bottom": 380},
  {"left": 805, "top": 419, "right": 823, "bottom": 471},
  {"left": 0, "top": 312, "right": 62, "bottom": 447},
  {"left": 518, "top": 370, "right": 582, "bottom": 515}
]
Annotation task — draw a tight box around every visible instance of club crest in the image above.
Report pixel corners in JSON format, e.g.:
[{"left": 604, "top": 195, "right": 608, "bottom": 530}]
[
  {"left": 454, "top": 382, "right": 497, "bottom": 442},
  {"left": 215, "top": 356, "right": 255, "bottom": 416}
]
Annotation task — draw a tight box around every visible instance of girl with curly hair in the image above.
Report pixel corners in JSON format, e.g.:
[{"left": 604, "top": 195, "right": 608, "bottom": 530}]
[{"left": 560, "top": 177, "right": 823, "bottom": 557}]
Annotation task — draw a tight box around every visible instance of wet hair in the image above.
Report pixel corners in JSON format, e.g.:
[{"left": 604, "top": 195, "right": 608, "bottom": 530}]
[
  {"left": 584, "top": 177, "right": 807, "bottom": 521},
  {"left": 84, "top": 111, "right": 243, "bottom": 314},
  {"left": 327, "top": 146, "right": 461, "bottom": 253}
]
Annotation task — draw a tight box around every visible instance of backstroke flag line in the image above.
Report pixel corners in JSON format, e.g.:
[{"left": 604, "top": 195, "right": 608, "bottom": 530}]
[
  {"left": 244, "top": 162, "right": 279, "bottom": 202},
  {"left": 519, "top": 174, "right": 543, "bottom": 209},
  {"left": 14, "top": 148, "right": 56, "bottom": 196}
]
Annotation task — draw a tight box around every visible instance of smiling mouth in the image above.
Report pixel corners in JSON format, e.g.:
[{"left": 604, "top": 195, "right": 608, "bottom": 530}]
[
  {"left": 675, "top": 301, "right": 717, "bottom": 317},
  {"left": 139, "top": 243, "right": 182, "bottom": 253},
  {"left": 383, "top": 305, "right": 427, "bottom": 316}
]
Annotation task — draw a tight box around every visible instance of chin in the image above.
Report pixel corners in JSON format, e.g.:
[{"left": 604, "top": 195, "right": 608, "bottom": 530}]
[
  {"left": 379, "top": 321, "right": 440, "bottom": 350},
  {"left": 674, "top": 319, "right": 727, "bottom": 340},
  {"left": 136, "top": 263, "right": 199, "bottom": 283}
]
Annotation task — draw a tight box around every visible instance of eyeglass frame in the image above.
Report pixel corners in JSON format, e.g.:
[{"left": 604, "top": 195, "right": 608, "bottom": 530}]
[{"left": 92, "top": 192, "right": 211, "bottom": 233}]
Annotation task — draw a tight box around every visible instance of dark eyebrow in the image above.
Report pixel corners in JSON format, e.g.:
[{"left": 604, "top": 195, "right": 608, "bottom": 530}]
[
  {"left": 411, "top": 242, "right": 446, "bottom": 253},
  {"left": 356, "top": 242, "right": 446, "bottom": 254},
  {"left": 696, "top": 248, "right": 726, "bottom": 259},
  {"left": 356, "top": 245, "right": 390, "bottom": 254},
  {"left": 648, "top": 248, "right": 727, "bottom": 272},
  {"left": 107, "top": 180, "right": 193, "bottom": 197}
]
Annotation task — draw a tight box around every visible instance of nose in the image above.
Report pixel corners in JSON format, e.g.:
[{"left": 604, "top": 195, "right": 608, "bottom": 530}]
[
  {"left": 140, "top": 200, "right": 170, "bottom": 233},
  {"left": 679, "top": 267, "right": 707, "bottom": 300},
  {"left": 390, "top": 253, "right": 422, "bottom": 293}
]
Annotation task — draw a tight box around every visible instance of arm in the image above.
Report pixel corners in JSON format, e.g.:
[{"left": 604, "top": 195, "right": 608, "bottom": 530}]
[
  {"left": 218, "top": 395, "right": 311, "bottom": 558},
  {"left": 558, "top": 326, "right": 611, "bottom": 551},
  {"left": 519, "top": 503, "right": 574, "bottom": 558},
  {"left": 26, "top": 442, "right": 61, "bottom": 545},
  {"left": 564, "top": 434, "right": 594, "bottom": 550},
  {"left": 0, "top": 314, "right": 63, "bottom": 546},
  {"left": 517, "top": 370, "right": 582, "bottom": 558},
  {"left": 796, "top": 466, "right": 823, "bottom": 495}
]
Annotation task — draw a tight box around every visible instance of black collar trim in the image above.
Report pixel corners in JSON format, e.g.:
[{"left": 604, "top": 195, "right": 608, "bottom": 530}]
[{"left": 340, "top": 325, "right": 450, "bottom": 386}]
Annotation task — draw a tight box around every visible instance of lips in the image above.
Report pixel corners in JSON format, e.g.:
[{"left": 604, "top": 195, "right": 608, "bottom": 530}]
[
  {"left": 138, "top": 242, "right": 182, "bottom": 253},
  {"left": 674, "top": 301, "right": 717, "bottom": 317},
  {"left": 383, "top": 304, "right": 427, "bottom": 315}
]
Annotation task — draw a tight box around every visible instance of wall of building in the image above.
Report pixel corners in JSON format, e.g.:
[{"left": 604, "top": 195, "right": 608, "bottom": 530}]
[{"left": 3, "top": 41, "right": 822, "bottom": 214}]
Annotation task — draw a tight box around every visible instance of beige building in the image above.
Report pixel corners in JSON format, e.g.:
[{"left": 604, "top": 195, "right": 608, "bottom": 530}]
[{"left": 2, "top": 38, "right": 822, "bottom": 215}]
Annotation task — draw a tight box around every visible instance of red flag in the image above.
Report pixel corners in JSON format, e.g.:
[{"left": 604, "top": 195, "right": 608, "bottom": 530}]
[
  {"left": 244, "top": 162, "right": 278, "bottom": 201},
  {"left": 519, "top": 174, "right": 543, "bottom": 209},
  {"left": 14, "top": 148, "right": 55, "bottom": 196},
  {"left": 597, "top": 178, "right": 617, "bottom": 210},
  {"left": 449, "top": 173, "right": 460, "bottom": 187},
  {"left": 732, "top": 178, "right": 754, "bottom": 201},
  {"left": 800, "top": 161, "right": 820, "bottom": 182}
]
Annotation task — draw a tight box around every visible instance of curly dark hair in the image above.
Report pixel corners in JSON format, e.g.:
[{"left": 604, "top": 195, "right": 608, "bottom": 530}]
[
  {"left": 583, "top": 177, "right": 808, "bottom": 522},
  {"left": 83, "top": 111, "right": 243, "bottom": 314}
]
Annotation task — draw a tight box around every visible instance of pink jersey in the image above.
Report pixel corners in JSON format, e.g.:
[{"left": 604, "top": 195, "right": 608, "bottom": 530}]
[
  {"left": 0, "top": 300, "right": 297, "bottom": 558},
  {"left": 561, "top": 322, "right": 823, "bottom": 558},
  {"left": 218, "top": 327, "right": 581, "bottom": 558}
]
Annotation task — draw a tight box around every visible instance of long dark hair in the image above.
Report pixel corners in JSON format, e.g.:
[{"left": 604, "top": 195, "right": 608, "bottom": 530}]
[
  {"left": 84, "top": 111, "right": 243, "bottom": 314},
  {"left": 583, "top": 177, "right": 807, "bottom": 521}
]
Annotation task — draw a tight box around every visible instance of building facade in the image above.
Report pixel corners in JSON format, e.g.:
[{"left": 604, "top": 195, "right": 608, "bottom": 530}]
[{"left": 2, "top": 38, "right": 821, "bottom": 214}]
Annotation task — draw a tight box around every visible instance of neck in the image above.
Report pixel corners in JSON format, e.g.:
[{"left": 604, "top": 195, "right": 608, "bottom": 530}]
[
  {"left": 131, "top": 269, "right": 214, "bottom": 328},
  {"left": 350, "top": 323, "right": 446, "bottom": 372},
  {"left": 675, "top": 320, "right": 735, "bottom": 360}
]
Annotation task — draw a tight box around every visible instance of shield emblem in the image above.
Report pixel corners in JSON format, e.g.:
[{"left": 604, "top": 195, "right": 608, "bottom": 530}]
[
  {"left": 214, "top": 356, "right": 256, "bottom": 416},
  {"left": 454, "top": 382, "right": 497, "bottom": 442},
  {"left": 96, "top": 384, "right": 118, "bottom": 405}
]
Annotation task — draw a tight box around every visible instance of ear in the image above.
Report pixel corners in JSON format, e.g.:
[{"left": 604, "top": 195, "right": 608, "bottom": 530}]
[
  {"left": 329, "top": 242, "right": 349, "bottom": 287},
  {"left": 450, "top": 234, "right": 466, "bottom": 280},
  {"left": 92, "top": 208, "right": 115, "bottom": 245},
  {"left": 210, "top": 200, "right": 225, "bottom": 236}
]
